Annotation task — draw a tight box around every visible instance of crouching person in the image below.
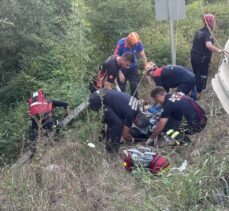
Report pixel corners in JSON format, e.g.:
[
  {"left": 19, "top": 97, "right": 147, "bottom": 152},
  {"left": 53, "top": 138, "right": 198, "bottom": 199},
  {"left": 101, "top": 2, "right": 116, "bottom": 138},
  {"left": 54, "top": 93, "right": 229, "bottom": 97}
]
[
  {"left": 147, "top": 87, "right": 207, "bottom": 145},
  {"left": 89, "top": 90, "right": 140, "bottom": 152},
  {"left": 145, "top": 63, "right": 196, "bottom": 99},
  {"left": 29, "top": 89, "right": 69, "bottom": 158}
]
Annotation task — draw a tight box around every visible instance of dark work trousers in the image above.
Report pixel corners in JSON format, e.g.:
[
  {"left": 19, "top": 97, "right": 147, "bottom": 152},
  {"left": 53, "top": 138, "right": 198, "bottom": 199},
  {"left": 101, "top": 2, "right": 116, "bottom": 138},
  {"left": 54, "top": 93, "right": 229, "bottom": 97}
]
[
  {"left": 191, "top": 61, "right": 209, "bottom": 93},
  {"left": 176, "top": 80, "right": 196, "bottom": 95},
  {"left": 117, "top": 66, "right": 139, "bottom": 98},
  {"left": 164, "top": 117, "right": 206, "bottom": 135},
  {"left": 104, "top": 106, "right": 123, "bottom": 152},
  {"left": 30, "top": 116, "right": 58, "bottom": 156}
]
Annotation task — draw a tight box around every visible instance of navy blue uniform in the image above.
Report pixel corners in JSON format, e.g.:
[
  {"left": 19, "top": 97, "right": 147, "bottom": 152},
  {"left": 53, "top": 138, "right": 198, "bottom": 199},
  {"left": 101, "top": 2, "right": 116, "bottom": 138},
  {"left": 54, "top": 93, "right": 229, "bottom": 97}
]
[
  {"left": 101, "top": 55, "right": 120, "bottom": 83},
  {"left": 114, "top": 38, "right": 144, "bottom": 98},
  {"left": 89, "top": 56, "right": 120, "bottom": 93},
  {"left": 153, "top": 65, "right": 195, "bottom": 95},
  {"left": 191, "top": 27, "right": 214, "bottom": 93},
  {"left": 161, "top": 92, "right": 207, "bottom": 134},
  {"left": 89, "top": 90, "right": 139, "bottom": 151}
]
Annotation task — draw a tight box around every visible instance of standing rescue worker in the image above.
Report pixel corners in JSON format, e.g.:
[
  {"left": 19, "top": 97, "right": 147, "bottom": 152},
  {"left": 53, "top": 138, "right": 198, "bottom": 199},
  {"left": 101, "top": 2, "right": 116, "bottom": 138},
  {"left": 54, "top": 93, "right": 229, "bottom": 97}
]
[
  {"left": 89, "top": 52, "right": 134, "bottom": 93},
  {"left": 145, "top": 63, "right": 196, "bottom": 96},
  {"left": 89, "top": 90, "right": 140, "bottom": 152},
  {"left": 114, "top": 32, "right": 148, "bottom": 98},
  {"left": 147, "top": 87, "right": 207, "bottom": 145},
  {"left": 29, "top": 90, "right": 69, "bottom": 158},
  {"left": 191, "top": 14, "right": 223, "bottom": 100}
]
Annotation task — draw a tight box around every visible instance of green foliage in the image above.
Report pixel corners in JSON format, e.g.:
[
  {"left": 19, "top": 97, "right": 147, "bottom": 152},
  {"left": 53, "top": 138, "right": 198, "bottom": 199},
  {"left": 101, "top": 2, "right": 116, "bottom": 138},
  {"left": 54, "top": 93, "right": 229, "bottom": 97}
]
[
  {"left": 0, "top": 0, "right": 229, "bottom": 167},
  {"left": 1, "top": 1, "right": 229, "bottom": 210},
  {"left": 0, "top": 103, "right": 29, "bottom": 165},
  {"left": 85, "top": 0, "right": 153, "bottom": 60},
  {"left": 0, "top": 0, "right": 94, "bottom": 164},
  {"left": 0, "top": 0, "right": 72, "bottom": 87}
]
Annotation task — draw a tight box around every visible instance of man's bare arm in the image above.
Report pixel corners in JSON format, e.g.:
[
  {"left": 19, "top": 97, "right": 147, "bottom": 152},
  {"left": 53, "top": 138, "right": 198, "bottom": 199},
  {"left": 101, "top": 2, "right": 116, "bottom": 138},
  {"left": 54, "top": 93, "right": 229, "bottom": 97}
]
[
  {"left": 206, "top": 41, "right": 222, "bottom": 53},
  {"left": 139, "top": 50, "right": 148, "bottom": 68}
]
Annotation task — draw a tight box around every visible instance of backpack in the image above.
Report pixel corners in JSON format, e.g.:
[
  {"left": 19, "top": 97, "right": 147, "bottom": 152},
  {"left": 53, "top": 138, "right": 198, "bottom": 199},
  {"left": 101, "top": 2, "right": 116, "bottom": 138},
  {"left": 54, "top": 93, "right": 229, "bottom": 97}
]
[
  {"left": 121, "top": 147, "right": 170, "bottom": 175},
  {"left": 29, "top": 89, "right": 52, "bottom": 117}
]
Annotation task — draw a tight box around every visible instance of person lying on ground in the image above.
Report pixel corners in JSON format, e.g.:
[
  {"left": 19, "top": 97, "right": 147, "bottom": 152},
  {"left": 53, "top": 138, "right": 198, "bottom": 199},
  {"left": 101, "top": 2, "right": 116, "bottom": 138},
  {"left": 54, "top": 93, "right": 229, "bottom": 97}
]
[
  {"left": 89, "top": 52, "right": 134, "bottom": 93},
  {"left": 146, "top": 87, "right": 207, "bottom": 145},
  {"left": 114, "top": 32, "right": 149, "bottom": 98},
  {"left": 145, "top": 62, "right": 196, "bottom": 97},
  {"left": 89, "top": 89, "right": 140, "bottom": 152},
  {"left": 29, "top": 89, "right": 69, "bottom": 158}
]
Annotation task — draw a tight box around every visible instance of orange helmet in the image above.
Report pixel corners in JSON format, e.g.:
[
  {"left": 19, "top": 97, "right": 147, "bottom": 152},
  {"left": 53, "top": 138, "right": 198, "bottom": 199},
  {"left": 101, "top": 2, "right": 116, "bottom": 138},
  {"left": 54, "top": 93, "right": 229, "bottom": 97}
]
[
  {"left": 127, "top": 32, "right": 140, "bottom": 47},
  {"left": 203, "top": 14, "right": 215, "bottom": 29}
]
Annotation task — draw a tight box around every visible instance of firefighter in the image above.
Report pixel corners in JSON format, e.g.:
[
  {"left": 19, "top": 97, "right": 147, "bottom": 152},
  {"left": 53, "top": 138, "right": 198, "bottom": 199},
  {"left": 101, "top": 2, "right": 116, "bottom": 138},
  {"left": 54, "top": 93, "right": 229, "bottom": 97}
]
[
  {"left": 89, "top": 52, "right": 134, "bottom": 93},
  {"left": 147, "top": 87, "right": 207, "bottom": 145},
  {"left": 89, "top": 89, "right": 140, "bottom": 152},
  {"left": 145, "top": 63, "right": 196, "bottom": 97},
  {"left": 191, "top": 14, "right": 224, "bottom": 100}
]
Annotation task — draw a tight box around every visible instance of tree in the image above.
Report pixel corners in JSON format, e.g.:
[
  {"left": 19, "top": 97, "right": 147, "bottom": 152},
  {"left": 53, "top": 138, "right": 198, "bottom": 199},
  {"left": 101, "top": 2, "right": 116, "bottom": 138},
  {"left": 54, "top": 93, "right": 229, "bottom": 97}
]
[{"left": 85, "top": 0, "right": 153, "bottom": 60}]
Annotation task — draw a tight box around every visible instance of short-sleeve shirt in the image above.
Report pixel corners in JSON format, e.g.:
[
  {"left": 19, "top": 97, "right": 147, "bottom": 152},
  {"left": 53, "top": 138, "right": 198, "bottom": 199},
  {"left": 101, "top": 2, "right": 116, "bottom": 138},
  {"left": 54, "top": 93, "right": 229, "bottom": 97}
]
[
  {"left": 114, "top": 38, "right": 144, "bottom": 67},
  {"left": 101, "top": 55, "right": 120, "bottom": 83},
  {"left": 161, "top": 92, "right": 205, "bottom": 125},
  {"left": 191, "top": 27, "right": 214, "bottom": 63},
  {"left": 103, "top": 90, "right": 139, "bottom": 127},
  {"left": 153, "top": 65, "right": 195, "bottom": 89}
]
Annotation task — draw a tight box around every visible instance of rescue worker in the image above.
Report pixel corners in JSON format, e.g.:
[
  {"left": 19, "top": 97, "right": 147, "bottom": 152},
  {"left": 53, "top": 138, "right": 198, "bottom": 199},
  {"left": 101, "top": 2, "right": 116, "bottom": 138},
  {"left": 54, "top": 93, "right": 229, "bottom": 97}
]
[
  {"left": 89, "top": 52, "right": 134, "bottom": 93},
  {"left": 191, "top": 14, "right": 224, "bottom": 100},
  {"left": 114, "top": 32, "right": 148, "bottom": 98},
  {"left": 145, "top": 63, "right": 196, "bottom": 96},
  {"left": 29, "top": 90, "right": 69, "bottom": 158},
  {"left": 89, "top": 89, "right": 140, "bottom": 152},
  {"left": 147, "top": 87, "right": 207, "bottom": 145}
]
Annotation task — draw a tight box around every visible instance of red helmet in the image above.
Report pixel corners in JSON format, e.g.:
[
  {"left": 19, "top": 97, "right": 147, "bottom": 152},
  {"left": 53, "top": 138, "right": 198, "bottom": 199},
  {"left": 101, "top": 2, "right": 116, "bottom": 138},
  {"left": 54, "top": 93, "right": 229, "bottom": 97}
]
[{"left": 203, "top": 14, "right": 215, "bottom": 29}]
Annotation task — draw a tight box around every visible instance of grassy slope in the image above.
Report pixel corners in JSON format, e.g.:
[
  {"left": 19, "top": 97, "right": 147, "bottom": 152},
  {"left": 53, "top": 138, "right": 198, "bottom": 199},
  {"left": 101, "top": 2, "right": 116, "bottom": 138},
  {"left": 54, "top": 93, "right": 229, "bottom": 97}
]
[
  {"left": 1, "top": 2, "right": 229, "bottom": 211},
  {"left": 0, "top": 66, "right": 229, "bottom": 211}
]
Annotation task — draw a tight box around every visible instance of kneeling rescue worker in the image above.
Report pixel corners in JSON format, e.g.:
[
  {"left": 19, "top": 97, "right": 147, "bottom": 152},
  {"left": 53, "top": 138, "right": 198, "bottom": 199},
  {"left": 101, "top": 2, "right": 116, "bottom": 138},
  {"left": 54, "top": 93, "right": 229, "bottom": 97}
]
[
  {"left": 89, "top": 89, "right": 140, "bottom": 152},
  {"left": 147, "top": 87, "right": 207, "bottom": 145},
  {"left": 145, "top": 63, "right": 196, "bottom": 97},
  {"left": 29, "top": 89, "right": 69, "bottom": 158},
  {"left": 89, "top": 52, "right": 135, "bottom": 93}
]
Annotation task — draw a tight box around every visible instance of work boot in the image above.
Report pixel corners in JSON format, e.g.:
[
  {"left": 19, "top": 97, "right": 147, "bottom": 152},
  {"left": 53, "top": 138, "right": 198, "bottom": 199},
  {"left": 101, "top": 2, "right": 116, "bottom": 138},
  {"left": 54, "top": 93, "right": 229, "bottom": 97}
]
[{"left": 165, "top": 130, "right": 191, "bottom": 146}]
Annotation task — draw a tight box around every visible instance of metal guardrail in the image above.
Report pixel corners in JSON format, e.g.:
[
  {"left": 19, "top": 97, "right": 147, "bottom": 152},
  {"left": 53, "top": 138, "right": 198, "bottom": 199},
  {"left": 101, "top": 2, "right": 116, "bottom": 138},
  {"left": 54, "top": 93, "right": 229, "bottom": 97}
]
[{"left": 212, "top": 38, "right": 229, "bottom": 115}]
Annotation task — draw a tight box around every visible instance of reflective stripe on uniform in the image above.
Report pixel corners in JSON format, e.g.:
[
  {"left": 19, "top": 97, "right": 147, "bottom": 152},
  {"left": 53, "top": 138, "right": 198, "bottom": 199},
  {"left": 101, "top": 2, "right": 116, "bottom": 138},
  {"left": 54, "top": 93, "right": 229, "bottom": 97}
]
[
  {"left": 171, "top": 131, "right": 180, "bottom": 139},
  {"left": 32, "top": 92, "right": 39, "bottom": 97},
  {"left": 30, "top": 102, "right": 48, "bottom": 107},
  {"left": 129, "top": 96, "right": 139, "bottom": 111}
]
